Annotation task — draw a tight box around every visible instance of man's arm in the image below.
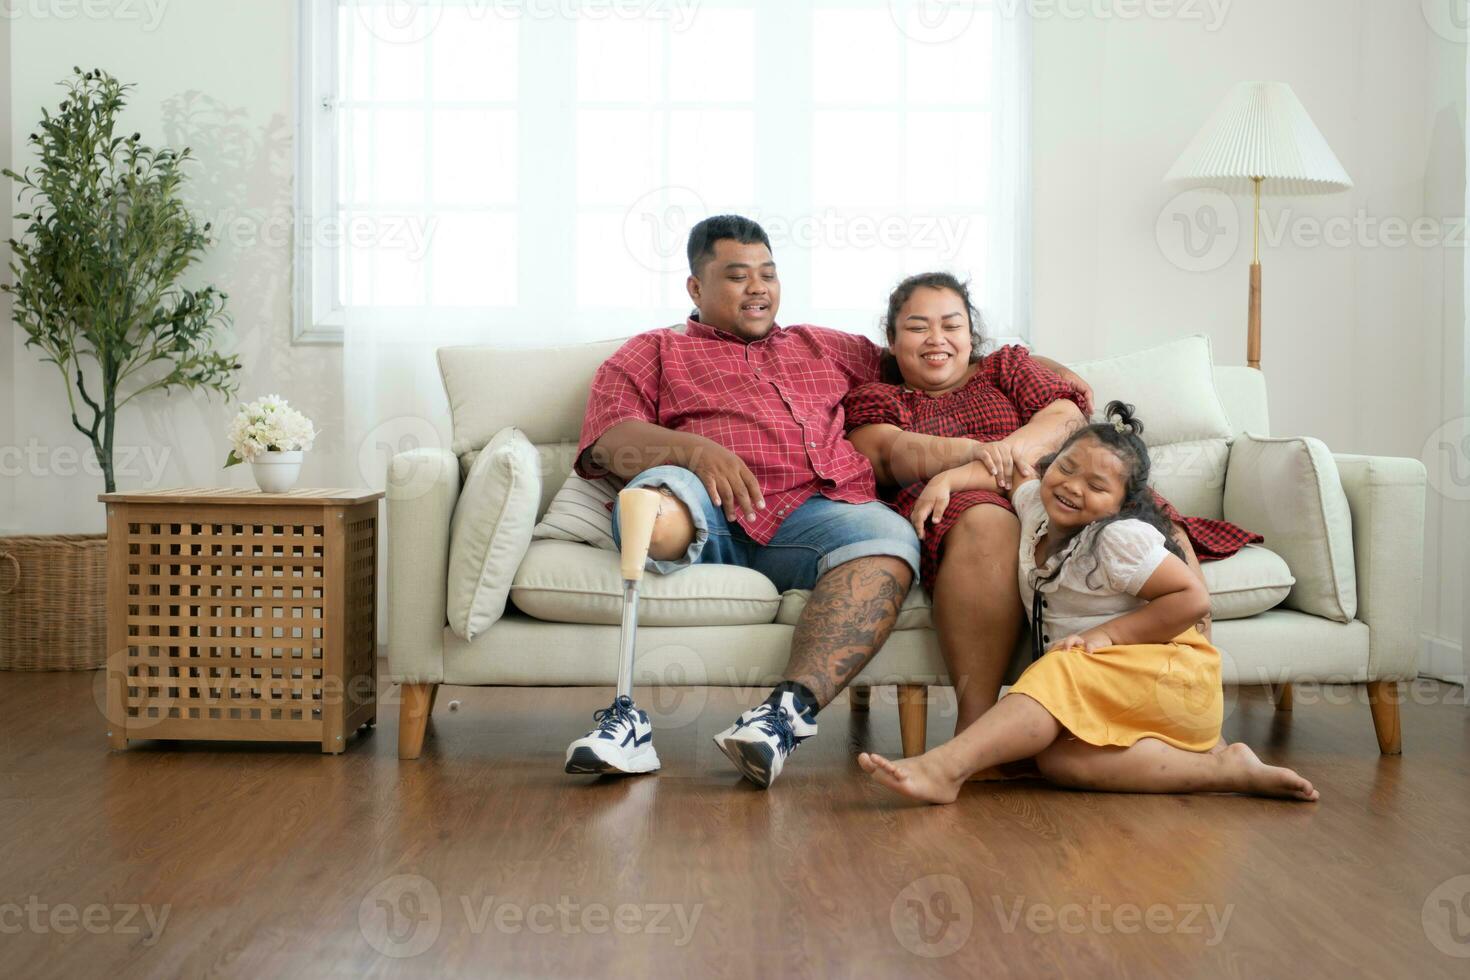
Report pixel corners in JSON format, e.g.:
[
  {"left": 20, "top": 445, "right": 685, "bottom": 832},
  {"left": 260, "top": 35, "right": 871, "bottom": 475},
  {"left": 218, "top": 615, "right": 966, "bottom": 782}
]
[
  {"left": 1031, "top": 354, "right": 1093, "bottom": 410},
  {"left": 586, "top": 420, "right": 765, "bottom": 522}
]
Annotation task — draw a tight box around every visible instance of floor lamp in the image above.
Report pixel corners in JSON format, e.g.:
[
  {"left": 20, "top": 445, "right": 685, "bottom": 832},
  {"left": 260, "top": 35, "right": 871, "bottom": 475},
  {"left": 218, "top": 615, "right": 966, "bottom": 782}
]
[{"left": 1164, "top": 82, "right": 1352, "bottom": 369}]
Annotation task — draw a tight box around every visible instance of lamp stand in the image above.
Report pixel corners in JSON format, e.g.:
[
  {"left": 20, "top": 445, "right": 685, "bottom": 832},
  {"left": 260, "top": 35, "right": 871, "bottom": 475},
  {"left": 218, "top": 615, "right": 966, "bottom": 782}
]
[{"left": 1247, "top": 176, "right": 1263, "bottom": 370}]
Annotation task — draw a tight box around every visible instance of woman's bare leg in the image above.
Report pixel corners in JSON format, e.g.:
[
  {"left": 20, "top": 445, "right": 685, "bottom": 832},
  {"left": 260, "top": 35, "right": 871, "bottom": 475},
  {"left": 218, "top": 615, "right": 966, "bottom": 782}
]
[
  {"left": 857, "top": 693, "right": 1060, "bottom": 804},
  {"left": 930, "top": 505, "right": 1024, "bottom": 733},
  {"left": 1035, "top": 737, "right": 1318, "bottom": 801}
]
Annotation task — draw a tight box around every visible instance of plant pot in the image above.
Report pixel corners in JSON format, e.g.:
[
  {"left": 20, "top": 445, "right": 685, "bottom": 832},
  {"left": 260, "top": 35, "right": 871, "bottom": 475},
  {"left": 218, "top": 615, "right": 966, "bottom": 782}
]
[{"left": 251, "top": 450, "right": 304, "bottom": 493}]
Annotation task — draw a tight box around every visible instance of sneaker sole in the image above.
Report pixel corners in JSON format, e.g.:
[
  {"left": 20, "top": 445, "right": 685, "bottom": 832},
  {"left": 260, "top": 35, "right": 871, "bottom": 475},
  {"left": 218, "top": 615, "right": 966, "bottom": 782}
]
[
  {"left": 719, "top": 736, "right": 777, "bottom": 788},
  {"left": 564, "top": 743, "right": 660, "bottom": 775}
]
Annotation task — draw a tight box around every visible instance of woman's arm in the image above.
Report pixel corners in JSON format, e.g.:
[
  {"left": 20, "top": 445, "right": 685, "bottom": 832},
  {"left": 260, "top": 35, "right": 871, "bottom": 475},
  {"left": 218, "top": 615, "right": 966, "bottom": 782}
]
[
  {"left": 848, "top": 423, "right": 981, "bottom": 487},
  {"left": 1002, "top": 398, "right": 1087, "bottom": 479},
  {"left": 1053, "top": 554, "right": 1211, "bottom": 652},
  {"left": 1030, "top": 355, "right": 1094, "bottom": 409}
]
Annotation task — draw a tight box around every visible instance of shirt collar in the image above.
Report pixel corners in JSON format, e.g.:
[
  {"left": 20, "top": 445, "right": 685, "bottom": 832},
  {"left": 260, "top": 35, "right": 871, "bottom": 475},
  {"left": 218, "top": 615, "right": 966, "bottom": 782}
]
[{"left": 684, "top": 316, "right": 782, "bottom": 345}]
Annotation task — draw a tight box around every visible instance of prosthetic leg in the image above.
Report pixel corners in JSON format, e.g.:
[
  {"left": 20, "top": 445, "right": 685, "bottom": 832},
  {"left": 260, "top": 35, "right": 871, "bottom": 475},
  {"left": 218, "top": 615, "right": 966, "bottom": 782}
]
[
  {"left": 613, "top": 488, "right": 662, "bottom": 700},
  {"left": 563, "top": 488, "right": 664, "bottom": 775}
]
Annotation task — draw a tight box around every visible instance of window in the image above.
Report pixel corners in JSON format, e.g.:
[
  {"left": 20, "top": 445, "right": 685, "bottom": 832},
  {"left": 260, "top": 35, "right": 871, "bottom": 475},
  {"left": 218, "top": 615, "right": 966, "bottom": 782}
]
[{"left": 297, "top": 1, "right": 1030, "bottom": 345}]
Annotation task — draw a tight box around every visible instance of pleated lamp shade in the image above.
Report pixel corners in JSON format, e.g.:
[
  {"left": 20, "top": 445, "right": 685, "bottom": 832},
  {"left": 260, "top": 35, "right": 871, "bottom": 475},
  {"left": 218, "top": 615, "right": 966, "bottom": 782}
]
[{"left": 1164, "top": 82, "right": 1352, "bottom": 195}]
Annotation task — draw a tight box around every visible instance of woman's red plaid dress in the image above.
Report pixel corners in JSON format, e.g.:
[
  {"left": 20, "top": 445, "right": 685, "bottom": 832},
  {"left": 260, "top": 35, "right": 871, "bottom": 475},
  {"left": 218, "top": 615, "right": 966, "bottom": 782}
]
[{"left": 842, "top": 346, "right": 1261, "bottom": 591}]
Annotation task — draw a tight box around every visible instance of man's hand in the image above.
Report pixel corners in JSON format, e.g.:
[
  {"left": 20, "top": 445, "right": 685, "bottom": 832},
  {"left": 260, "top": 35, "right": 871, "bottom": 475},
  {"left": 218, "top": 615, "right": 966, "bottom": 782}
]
[
  {"left": 689, "top": 441, "right": 765, "bottom": 522},
  {"left": 909, "top": 471, "right": 954, "bottom": 541},
  {"left": 1050, "top": 627, "right": 1115, "bottom": 654}
]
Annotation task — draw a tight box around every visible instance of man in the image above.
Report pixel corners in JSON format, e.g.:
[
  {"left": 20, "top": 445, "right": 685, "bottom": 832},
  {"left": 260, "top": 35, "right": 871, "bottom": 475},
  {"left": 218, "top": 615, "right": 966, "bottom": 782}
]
[{"left": 564, "top": 215, "right": 1090, "bottom": 788}]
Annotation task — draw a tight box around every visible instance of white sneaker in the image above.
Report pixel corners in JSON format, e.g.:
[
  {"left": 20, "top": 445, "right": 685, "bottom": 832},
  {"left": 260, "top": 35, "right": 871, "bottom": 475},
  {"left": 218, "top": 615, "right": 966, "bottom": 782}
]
[
  {"left": 713, "top": 692, "right": 818, "bottom": 788},
  {"left": 564, "top": 695, "right": 661, "bottom": 775}
]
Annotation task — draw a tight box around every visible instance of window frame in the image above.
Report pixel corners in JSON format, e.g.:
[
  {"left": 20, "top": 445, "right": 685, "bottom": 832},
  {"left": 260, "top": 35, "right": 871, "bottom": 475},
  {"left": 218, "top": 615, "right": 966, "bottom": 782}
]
[{"left": 295, "top": 1, "right": 1030, "bottom": 347}]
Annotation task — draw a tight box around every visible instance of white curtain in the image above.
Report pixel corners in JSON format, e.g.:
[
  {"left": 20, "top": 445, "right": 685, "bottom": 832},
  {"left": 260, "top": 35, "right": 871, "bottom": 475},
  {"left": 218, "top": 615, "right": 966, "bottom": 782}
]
[{"left": 327, "top": 0, "right": 1033, "bottom": 497}]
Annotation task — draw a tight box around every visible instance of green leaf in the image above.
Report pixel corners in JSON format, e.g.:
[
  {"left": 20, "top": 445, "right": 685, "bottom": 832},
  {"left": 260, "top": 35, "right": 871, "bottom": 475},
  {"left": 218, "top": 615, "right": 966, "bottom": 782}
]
[{"left": 224, "top": 449, "right": 242, "bottom": 468}]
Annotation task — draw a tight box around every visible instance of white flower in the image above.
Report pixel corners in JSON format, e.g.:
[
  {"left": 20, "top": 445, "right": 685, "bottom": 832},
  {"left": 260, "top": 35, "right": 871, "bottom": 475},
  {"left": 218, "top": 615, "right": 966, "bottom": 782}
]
[{"left": 227, "top": 395, "right": 319, "bottom": 463}]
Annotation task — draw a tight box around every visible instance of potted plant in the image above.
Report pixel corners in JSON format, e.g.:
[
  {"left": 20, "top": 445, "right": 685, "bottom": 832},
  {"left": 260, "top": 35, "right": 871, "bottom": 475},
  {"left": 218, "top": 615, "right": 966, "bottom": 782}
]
[
  {"left": 0, "top": 68, "right": 239, "bottom": 670},
  {"left": 225, "top": 395, "right": 319, "bottom": 493}
]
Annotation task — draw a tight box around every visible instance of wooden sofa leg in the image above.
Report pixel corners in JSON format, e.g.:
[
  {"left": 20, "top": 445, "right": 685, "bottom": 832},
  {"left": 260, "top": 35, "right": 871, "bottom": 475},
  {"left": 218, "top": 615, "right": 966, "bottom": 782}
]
[
  {"left": 399, "top": 683, "right": 437, "bottom": 760},
  {"left": 1366, "top": 680, "right": 1402, "bottom": 755},
  {"left": 850, "top": 687, "right": 871, "bottom": 712},
  {"left": 1276, "top": 683, "right": 1293, "bottom": 711},
  {"left": 897, "top": 685, "right": 928, "bottom": 758}
]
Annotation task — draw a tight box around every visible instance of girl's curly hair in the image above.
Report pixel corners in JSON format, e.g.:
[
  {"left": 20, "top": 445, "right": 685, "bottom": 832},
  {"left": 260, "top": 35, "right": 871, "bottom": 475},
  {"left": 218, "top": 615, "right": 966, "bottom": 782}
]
[{"left": 1035, "top": 400, "right": 1184, "bottom": 588}]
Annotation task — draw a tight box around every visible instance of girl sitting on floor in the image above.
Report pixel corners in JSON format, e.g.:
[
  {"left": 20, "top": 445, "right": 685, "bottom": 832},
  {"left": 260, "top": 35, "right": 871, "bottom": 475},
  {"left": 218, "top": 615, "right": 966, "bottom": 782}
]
[{"left": 857, "top": 401, "right": 1319, "bottom": 805}]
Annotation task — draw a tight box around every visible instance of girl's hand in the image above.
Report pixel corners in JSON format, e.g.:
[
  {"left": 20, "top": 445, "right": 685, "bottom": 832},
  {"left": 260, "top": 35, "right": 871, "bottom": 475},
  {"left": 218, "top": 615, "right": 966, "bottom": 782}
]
[
  {"left": 1051, "top": 628, "right": 1115, "bottom": 654},
  {"left": 910, "top": 473, "right": 954, "bottom": 541},
  {"left": 968, "top": 440, "right": 1017, "bottom": 490}
]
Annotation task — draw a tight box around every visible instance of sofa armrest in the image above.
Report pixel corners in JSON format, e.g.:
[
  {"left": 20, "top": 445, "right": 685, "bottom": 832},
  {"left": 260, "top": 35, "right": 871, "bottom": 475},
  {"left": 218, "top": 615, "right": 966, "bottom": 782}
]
[
  {"left": 386, "top": 448, "right": 461, "bottom": 684},
  {"left": 1333, "top": 453, "right": 1427, "bottom": 681}
]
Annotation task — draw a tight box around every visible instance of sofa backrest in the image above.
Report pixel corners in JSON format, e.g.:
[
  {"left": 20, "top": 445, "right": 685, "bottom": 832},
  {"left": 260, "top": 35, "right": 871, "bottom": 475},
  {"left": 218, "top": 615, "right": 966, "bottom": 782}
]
[{"left": 437, "top": 337, "right": 1271, "bottom": 522}]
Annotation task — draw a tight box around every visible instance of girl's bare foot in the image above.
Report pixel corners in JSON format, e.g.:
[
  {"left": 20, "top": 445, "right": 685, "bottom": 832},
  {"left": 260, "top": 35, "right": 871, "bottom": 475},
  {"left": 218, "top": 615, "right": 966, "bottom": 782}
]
[
  {"left": 1220, "top": 743, "right": 1319, "bottom": 801},
  {"left": 857, "top": 751, "right": 964, "bottom": 804}
]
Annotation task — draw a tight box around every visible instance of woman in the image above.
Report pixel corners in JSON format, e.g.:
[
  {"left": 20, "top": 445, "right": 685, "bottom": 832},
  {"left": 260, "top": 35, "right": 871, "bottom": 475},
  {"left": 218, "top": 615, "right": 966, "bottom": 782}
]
[{"left": 843, "top": 272, "right": 1256, "bottom": 736}]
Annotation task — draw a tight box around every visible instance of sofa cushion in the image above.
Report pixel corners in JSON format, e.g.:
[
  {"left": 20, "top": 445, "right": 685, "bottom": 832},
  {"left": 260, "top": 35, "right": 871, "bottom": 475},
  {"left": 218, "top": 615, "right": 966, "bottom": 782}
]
[
  {"left": 510, "top": 539, "right": 781, "bottom": 626},
  {"left": 775, "top": 543, "right": 1290, "bottom": 633},
  {"left": 1147, "top": 439, "right": 1229, "bottom": 521},
  {"left": 439, "top": 339, "right": 627, "bottom": 456},
  {"left": 1200, "top": 544, "right": 1294, "bottom": 620},
  {"left": 532, "top": 472, "right": 621, "bottom": 551},
  {"left": 446, "top": 427, "right": 542, "bottom": 641},
  {"left": 1223, "top": 434, "right": 1357, "bottom": 622},
  {"left": 1067, "top": 336, "right": 1234, "bottom": 447}
]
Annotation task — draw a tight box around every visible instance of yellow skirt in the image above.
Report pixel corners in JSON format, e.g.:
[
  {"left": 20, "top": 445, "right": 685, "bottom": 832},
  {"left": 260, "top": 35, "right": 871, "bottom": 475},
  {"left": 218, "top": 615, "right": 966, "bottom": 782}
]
[{"left": 1007, "top": 628, "right": 1223, "bottom": 751}]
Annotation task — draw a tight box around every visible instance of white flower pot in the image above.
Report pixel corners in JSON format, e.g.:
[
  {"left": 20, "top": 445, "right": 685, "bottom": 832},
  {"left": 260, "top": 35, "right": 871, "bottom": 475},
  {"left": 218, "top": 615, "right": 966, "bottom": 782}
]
[{"left": 251, "top": 450, "right": 304, "bottom": 493}]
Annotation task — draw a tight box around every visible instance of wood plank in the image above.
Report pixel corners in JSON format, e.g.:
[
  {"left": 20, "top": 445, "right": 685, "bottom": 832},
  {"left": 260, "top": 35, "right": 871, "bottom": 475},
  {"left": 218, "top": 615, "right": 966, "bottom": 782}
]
[
  {"left": 100, "top": 488, "right": 383, "bottom": 505},
  {"left": 1, "top": 675, "right": 1465, "bottom": 977}
]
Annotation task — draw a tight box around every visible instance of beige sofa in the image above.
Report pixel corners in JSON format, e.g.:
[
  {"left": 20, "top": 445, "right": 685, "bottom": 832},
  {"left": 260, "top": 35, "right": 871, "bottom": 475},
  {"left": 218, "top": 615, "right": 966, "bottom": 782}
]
[{"left": 386, "top": 337, "right": 1426, "bottom": 761}]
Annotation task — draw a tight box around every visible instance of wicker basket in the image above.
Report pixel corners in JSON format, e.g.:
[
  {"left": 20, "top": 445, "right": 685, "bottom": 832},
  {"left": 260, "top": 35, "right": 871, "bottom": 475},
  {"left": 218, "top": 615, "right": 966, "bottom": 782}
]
[{"left": 0, "top": 534, "right": 107, "bottom": 670}]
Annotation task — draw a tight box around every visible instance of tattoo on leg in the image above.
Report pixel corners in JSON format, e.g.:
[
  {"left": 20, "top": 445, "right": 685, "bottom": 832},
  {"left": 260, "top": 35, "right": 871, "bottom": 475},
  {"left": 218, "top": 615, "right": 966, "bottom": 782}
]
[{"left": 785, "top": 557, "right": 911, "bottom": 707}]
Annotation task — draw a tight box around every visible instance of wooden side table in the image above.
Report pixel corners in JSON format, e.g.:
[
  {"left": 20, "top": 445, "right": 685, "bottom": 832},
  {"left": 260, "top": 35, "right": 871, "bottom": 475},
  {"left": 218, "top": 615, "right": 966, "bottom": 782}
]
[{"left": 99, "top": 488, "right": 383, "bottom": 754}]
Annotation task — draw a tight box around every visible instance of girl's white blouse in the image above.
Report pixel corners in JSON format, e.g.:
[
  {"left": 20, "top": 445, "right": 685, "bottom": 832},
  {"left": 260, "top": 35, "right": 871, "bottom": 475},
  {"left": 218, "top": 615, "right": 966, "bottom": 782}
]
[{"left": 1013, "top": 479, "right": 1170, "bottom": 642}]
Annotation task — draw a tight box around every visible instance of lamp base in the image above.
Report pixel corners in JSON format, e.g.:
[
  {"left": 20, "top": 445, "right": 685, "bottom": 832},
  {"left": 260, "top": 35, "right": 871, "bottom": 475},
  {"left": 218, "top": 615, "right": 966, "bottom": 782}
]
[{"left": 1247, "top": 261, "right": 1262, "bottom": 370}]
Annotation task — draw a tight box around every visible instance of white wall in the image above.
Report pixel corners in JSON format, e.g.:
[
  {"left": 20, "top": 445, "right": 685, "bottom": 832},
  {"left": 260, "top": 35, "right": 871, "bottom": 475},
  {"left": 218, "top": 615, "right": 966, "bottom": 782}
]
[
  {"left": 2, "top": 1, "right": 1464, "bottom": 673},
  {"left": 1, "top": 12, "right": 14, "bottom": 534},
  {"left": 5, "top": 0, "right": 343, "bottom": 534},
  {"left": 1031, "top": 1, "right": 1465, "bottom": 679}
]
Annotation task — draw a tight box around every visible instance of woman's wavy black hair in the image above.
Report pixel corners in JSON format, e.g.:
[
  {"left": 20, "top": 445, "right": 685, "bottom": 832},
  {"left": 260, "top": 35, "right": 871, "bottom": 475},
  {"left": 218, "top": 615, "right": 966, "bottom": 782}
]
[
  {"left": 1035, "top": 400, "right": 1185, "bottom": 585},
  {"left": 877, "top": 271, "right": 989, "bottom": 385}
]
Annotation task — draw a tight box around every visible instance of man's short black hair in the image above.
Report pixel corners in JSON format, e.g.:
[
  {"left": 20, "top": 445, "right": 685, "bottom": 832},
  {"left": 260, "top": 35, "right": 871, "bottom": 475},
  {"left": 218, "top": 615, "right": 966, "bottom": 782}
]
[{"left": 686, "top": 214, "right": 772, "bottom": 276}]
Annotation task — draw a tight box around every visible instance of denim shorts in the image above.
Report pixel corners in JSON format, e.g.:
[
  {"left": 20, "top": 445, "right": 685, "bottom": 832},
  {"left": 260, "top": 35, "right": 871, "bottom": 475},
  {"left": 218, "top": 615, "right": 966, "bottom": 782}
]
[{"left": 609, "top": 465, "right": 920, "bottom": 592}]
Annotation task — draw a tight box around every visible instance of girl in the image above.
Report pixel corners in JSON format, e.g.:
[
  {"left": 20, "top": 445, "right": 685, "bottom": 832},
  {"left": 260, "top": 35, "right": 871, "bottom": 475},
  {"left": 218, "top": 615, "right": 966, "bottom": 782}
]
[{"left": 857, "top": 401, "right": 1319, "bottom": 805}]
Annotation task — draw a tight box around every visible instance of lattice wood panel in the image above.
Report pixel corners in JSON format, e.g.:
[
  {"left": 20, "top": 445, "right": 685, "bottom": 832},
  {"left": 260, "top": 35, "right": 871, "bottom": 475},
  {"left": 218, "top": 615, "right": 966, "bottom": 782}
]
[{"left": 102, "top": 492, "right": 381, "bottom": 753}]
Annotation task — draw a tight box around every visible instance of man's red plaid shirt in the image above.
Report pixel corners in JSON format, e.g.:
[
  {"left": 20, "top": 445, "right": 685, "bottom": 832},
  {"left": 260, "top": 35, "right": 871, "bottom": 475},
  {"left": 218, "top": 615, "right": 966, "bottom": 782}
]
[{"left": 576, "top": 318, "right": 884, "bottom": 543}]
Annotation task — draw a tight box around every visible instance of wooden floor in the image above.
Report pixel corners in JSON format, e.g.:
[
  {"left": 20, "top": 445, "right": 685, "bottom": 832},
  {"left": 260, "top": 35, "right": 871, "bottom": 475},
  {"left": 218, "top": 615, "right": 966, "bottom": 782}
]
[{"left": 1, "top": 670, "right": 1468, "bottom": 979}]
